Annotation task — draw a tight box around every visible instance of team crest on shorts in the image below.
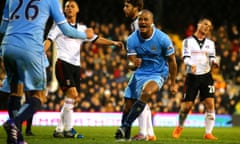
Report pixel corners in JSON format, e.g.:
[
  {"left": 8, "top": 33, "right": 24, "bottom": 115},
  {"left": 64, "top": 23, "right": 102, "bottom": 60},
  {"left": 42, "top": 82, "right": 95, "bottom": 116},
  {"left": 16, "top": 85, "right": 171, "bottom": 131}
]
[{"left": 66, "top": 80, "right": 71, "bottom": 86}]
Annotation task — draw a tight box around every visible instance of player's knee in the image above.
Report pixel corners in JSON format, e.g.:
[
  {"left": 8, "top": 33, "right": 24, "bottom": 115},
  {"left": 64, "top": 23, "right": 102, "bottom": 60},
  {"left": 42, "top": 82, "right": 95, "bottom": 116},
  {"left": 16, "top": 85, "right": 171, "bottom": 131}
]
[
  {"left": 180, "top": 108, "right": 189, "bottom": 115},
  {"left": 123, "top": 99, "right": 135, "bottom": 112},
  {"left": 66, "top": 87, "right": 78, "bottom": 99},
  {"left": 205, "top": 104, "right": 215, "bottom": 111},
  {"left": 123, "top": 104, "right": 132, "bottom": 113},
  {"left": 141, "top": 81, "right": 158, "bottom": 96},
  {"left": 30, "top": 90, "right": 47, "bottom": 104},
  {"left": 16, "top": 83, "right": 24, "bottom": 96},
  {"left": 181, "top": 102, "right": 193, "bottom": 111},
  {"left": 63, "top": 104, "right": 74, "bottom": 111},
  {"left": 140, "top": 89, "right": 155, "bottom": 102},
  {"left": 180, "top": 105, "right": 191, "bottom": 114}
]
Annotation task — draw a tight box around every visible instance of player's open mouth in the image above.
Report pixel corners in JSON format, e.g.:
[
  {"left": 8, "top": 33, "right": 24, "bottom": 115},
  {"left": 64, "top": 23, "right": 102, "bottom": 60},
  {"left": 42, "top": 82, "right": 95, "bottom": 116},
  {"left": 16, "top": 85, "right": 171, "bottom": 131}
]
[{"left": 139, "top": 25, "right": 147, "bottom": 28}]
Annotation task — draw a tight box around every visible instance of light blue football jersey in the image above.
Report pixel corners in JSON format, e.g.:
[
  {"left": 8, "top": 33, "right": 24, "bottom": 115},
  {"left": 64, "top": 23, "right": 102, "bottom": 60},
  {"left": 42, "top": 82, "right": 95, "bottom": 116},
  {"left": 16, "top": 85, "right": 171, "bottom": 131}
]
[
  {"left": 127, "top": 27, "right": 175, "bottom": 80},
  {"left": 1, "top": 0, "right": 67, "bottom": 53}
]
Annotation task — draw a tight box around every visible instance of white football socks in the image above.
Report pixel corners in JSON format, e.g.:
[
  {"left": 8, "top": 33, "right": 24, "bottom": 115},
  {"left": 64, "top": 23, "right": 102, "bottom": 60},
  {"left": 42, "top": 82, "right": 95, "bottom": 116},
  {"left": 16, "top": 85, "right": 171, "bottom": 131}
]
[
  {"left": 146, "top": 105, "right": 154, "bottom": 136},
  {"left": 63, "top": 98, "right": 74, "bottom": 131},
  {"left": 56, "top": 108, "right": 64, "bottom": 132},
  {"left": 205, "top": 112, "right": 215, "bottom": 134},
  {"left": 138, "top": 105, "right": 147, "bottom": 136},
  {"left": 56, "top": 98, "right": 74, "bottom": 132},
  {"left": 138, "top": 104, "right": 154, "bottom": 136}
]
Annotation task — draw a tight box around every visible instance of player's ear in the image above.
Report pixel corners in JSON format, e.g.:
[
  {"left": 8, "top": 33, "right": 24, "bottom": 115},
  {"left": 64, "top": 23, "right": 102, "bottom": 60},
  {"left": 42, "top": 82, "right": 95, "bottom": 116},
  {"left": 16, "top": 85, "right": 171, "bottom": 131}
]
[{"left": 151, "top": 23, "right": 154, "bottom": 27}]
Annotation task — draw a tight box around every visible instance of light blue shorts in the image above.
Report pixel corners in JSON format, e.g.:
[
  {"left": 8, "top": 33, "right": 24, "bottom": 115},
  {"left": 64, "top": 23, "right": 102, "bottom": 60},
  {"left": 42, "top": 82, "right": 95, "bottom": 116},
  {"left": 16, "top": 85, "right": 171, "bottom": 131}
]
[
  {"left": 2, "top": 44, "right": 47, "bottom": 91},
  {"left": 124, "top": 73, "right": 164, "bottom": 99}
]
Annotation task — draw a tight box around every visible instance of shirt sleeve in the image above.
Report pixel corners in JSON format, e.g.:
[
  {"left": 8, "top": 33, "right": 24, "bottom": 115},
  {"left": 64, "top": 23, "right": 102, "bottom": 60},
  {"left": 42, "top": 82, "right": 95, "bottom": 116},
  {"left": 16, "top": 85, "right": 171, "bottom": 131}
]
[
  {"left": 57, "top": 23, "right": 87, "bottom": 39},
  {"left": 182, "top": 39, "right": 193, "bottom": 66},
  {"left": 2, "top": 0, "right": 9, "bottom": 21},
  {"left": 162, "top": 34, "right": 174, "bottom": 56},
  {"left": 49, "top": 0, "right": 67, "bottom": 25},
  {"left": 127, "top": 34, "right": 137, "bottom": 56},
  {"left": 47, "top": 23, "right": 60, "bottom": 41},
  {"left": 182, "top": 39, "right": 191, "bottom": 58},
  {"left": 208, "top": 40, "right": 217, "bottom": 63}
]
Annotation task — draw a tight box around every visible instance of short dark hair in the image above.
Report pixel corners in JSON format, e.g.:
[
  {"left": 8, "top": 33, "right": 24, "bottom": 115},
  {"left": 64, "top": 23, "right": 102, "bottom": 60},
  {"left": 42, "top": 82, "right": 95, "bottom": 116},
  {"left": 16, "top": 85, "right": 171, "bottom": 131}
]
[
  {"left": 124, "top": 0, "right": 144, "bottom": 11},
  {"left": 198, "top": 17, "right": 212, "bottom": 23}
]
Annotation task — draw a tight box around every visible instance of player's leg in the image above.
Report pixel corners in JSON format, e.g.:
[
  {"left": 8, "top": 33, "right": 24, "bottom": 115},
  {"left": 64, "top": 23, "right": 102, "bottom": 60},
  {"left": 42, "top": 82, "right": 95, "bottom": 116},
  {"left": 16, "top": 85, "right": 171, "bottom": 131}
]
[
  {"left": 120, "top": 74, "right": 136, "bottom": 127},
  {"left": 115, "top": 92, "right": 136, "bottom": 140},
  {"left": 121, "top": 98, "right": 135, "bottom": 125},
  {"left": 179, "top": 102, "right": 194, "bottom": 127},
  {"left": 203, "top": 98, "right": 217, "bottom": 140},
  {"left": 25, "top": 93, "right": 35, "bottom": 136},
  {"left": 11, "top": 52, "right": 46, "bottom": 127},
  {"left": 54, "top": 60, "right": 72, "bottom": 136},
  {"left": 115, "top": 75, "right": 137, "bottom": 141},
  {"left": 2, "top": 79, "right": 24, "bottom": 119},
  {"left": 173, "top": 74, "right": 198, "bottom": 138},
  {"left": 62, "top": 87, "right": 77, "bottom": 136},
  {"left": 145, "top": 104, "right": 156, "bottom": 141},
  {"left": 25, "top": 115, "right": 34, "bottom": 136},
  {"left": 54, "top": 59, "right": 82, "bottom": 138},
  {"left": 0, "top": 78, "right": 14, "bottom": 112},
  {"left": 116, "top": 77, "right": 162, "bottom": 140},
  {"left": 0, "top": 82, "right": 23, "bottom": 143},
  {"left": 126, "top": 80, "right": 159, "bottom": 128},
  {"left": 133, "top": 104, "right": 156, "bottom": 141},
  {"left": 132, "top": 105, "right": 147, "bottom": 140},
  {"left": 0, "top": 90, "right": 9, "bottom": 109},
  {"left": 172, "top": 101, "right": 193, "bottom": 138},
  {"left": 121, "top": 98, "right": 135, "bottom": 140},
  {"left": 62, "top": 89, "right": 83, "bottom": 138},
  {"left": 54, "top": 104, "right": 65, "bottom": 137},
  {"left": 4, "top": 90, "right": 45, "bottom": 143},
  {"left": 3, "top": 48, "right": 46, "bottom": 143},
  {"left": 2, "top": 83, "right": 24, "bottom": 144},
  {"left": 200, "top": 73, "right": 217, "bottom": 140}
]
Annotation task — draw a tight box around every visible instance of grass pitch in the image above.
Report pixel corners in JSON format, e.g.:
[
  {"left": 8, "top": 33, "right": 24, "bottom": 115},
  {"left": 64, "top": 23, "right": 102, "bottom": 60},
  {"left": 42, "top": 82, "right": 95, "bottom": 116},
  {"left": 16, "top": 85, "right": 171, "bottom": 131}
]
[{"left": 0, "top": 126, "right": 239, "bottom": 144}]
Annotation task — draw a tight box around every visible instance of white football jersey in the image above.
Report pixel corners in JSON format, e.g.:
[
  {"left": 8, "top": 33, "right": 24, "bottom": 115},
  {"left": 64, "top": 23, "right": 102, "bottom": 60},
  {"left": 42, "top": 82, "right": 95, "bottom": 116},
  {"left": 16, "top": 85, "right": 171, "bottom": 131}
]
[
  {"left": 130, "top": 11, "right": 143, "bottom": 32},
  {"left": 182, "top": 36, "right": 216, "bottom": 75},
  {"left": 131, "top": 18, "right": 139, "bottom": 32},
  {"left": 47, "top": 23, "right": 87, "bottom": 66}
]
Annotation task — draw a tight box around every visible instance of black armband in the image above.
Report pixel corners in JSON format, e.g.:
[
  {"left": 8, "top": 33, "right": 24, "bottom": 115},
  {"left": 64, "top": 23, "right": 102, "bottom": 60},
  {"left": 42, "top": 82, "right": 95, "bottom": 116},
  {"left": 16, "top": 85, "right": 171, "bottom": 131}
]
[
  {"left": 47, "top": 38, "right": 53, "bottom": 42},
  {"left": 91, "top": 36, "right": 99, "bottom": 43}
]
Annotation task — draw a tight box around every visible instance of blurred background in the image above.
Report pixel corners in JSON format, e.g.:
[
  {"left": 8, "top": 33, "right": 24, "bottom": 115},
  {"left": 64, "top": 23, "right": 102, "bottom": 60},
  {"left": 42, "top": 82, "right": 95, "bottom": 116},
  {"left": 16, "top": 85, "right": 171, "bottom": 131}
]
[
  {"left": 74, "top": 0, "right": 240, "bottom": 35},
  {"left": 1, "top": 0, "right": 240, "bottom": 35},
  {"left": 0, "top": 0, "right": 240, "bottom": 125}
]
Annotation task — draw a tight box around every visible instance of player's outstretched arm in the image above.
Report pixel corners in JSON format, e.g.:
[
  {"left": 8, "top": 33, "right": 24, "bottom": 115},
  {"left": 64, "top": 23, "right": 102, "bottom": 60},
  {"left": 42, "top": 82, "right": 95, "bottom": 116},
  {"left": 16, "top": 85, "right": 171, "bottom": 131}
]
[
  {"left": 58, "top": 23, "right": 94, "bottom": 40},
  {"left": 94, "top": 37, "right": 125, "bottom": 50}
]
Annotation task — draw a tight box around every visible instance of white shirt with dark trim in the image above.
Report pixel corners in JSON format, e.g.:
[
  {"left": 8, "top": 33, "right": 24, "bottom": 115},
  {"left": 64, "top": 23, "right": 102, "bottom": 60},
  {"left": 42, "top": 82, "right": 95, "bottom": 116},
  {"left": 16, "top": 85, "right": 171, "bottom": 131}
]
[
  {"left": 47, "top": 23, "right": 88, "bottom": 66},
  {"left": 182, "top": 36, "right": 216, "bottom": 75},
  {"left": 131, "top": 18, "right": 139, "bottom": 32}
]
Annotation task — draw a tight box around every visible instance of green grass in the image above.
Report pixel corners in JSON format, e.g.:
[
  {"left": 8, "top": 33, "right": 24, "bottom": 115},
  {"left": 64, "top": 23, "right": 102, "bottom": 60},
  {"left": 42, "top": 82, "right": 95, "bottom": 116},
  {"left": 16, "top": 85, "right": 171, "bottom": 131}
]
[{"left": 0, "top": 126, "right": 239, "bottom": 144}]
